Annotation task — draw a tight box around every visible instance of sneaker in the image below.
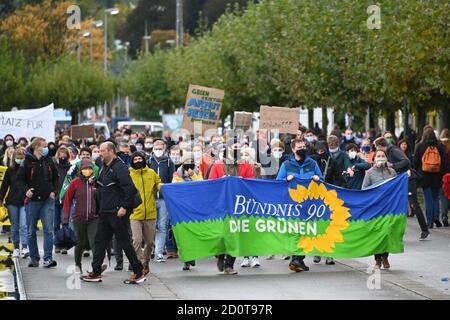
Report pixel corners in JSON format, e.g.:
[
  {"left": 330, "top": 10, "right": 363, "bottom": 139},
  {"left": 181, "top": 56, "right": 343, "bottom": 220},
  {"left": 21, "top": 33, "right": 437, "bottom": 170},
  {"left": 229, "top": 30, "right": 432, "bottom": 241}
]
[
  {"left": 28, "top": 260, "right": 39, "bottom": 267},
  {"left": 155, "top": 255, "right": 166, "bottom": 263},
  {"left": 283, "top": 256, "right": 290, "bottom": 260},
  {"left": 189, "top": 260, "right": 196, "bottom": 267},
  {"left": 250, "top": 257, "right": 260, "bottom": 268},
  {"left": 419, "top": 231, "right": 430, "bottom": 241},
  {"left": 143, "top": 265, "right": 150, "bottom": 276},
  {"left": 381, "top": 257, "right": 390, "bottom": 269},
  {"left": 61, "top": 249, "right": 68, "bottom": 255},
  {"left": 114, "top": 263, "right": 123, "bottom": 271},
  {"left": 20, "top": 247, "right": 29, "bottom": 259},
  {"left": 55, "top": 248, "right": 61, "bottom": 254},
  {"left": 313, "top": 256, "right": 321, "bottom": 264},
  {"left": 241, "top": 257, "right": 250, "bottom": 268},
  {"left": 167, "top": 252, "right": 178, "bottom": 259},
  {"left": 12, "top": 249, "right": 20, "bottom": 258},
  {"left": 224, "top": 267, "right": 238, "bottom": 275},
  {"left": 265, "top": 255, "right": 275, "bottom": 260},
  {"left": 217, "top": 256, "right": 225, "bottom": 272},
  {"left": 325, "top": 257, "right": 335, "bottom": 265},
  {"left": 124, "top": 273, "right": 146, "bottom": 284},
  {"left": 182, "top": 263, "right": 191, "bottom": 271},
  {"left": 43, "top": 260, "right": 57, "bottom": 268},
  {"left": 80, "top": 272, "right": 102, "bottom": 282},
  {"left": 443, "top": 220, "right": 449, "bottom": 227},
  {"left": 435, "top": 220, "right": 442, "bottom": 228},
  {"left": 288, "top": 259, "right": 309, "bottom": 272},
  {"left": 374, "top": 259, "right": 382, "bottom": 269},
  {"left": 83, "top": 251, "right": 90, "bottom": 258}
]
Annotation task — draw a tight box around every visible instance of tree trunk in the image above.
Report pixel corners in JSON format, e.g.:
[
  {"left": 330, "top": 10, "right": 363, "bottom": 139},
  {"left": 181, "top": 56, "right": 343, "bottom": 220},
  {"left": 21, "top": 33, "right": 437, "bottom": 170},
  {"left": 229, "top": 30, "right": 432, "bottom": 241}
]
[
  {"left": 440, "top": 105, "right": 450, "bottom": 131},
  {"left": 71, "top": 110, "right": 79, "bottom": 125},
  {"left": 321, "top": 106, "right": 328, "bottom": 136},
  {"left": 308, "top": 108, "right": 314, "bottom": 130},
  {"left": 386, "top": 109, "right": 396, "bottom": 134},
  {"left": 416, "top": 107, "right": 427, "bottom": 138}
]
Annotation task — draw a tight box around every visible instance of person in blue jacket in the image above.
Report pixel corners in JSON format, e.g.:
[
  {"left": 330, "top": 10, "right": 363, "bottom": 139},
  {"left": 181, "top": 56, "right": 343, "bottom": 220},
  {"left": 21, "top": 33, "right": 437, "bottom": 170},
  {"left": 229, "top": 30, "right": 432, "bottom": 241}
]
[
  {"left": 276, "top": 138, "right": 323, "bottom": 273},
  {"left": 344, "top": 143, "right": 371, "bottom": 190}
]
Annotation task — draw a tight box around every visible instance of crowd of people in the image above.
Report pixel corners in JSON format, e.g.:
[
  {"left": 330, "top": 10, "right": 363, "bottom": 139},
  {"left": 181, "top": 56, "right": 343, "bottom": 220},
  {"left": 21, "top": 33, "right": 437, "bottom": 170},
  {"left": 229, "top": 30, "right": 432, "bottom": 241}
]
[{"left": 0, "top": 122, "right": 449, "bottom": 283}]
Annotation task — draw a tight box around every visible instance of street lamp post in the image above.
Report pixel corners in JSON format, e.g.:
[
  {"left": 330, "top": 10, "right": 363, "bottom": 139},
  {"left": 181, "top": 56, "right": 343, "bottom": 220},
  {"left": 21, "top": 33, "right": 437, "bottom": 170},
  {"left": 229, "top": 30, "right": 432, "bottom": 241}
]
[
  {"left": 176, "top": 0, "right": 184, "bottom": 48},
  {"left": 103, "top": 8, "right": 119, "bottom": 122},
  {"left": 77, "top": 31, "right": 91, "bottom": 63}
]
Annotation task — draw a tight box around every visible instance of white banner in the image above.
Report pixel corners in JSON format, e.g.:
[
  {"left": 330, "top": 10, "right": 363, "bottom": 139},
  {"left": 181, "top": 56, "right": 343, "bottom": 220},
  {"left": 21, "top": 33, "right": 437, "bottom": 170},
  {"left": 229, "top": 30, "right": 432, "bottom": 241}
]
[{"left": 0, "top": 104, "right": 55, "bottom": 142}]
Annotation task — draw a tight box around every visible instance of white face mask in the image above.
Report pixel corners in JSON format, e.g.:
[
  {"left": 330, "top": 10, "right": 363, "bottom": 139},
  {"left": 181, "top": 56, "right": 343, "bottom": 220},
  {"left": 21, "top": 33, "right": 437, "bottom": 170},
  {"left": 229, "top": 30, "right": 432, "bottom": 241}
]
[
  {"left": 154, "top": 150, "right": 164, "bottom": 158},
  {"left": 145, "top": 143, "right": 153, "bottom": 149},
  {"left": 136, "top": 145, "right": 143, "bottom": 152},
  {"left": 92, "top": 153, "right": 100, "bottom": 161},
  {"left": 329, "top": 147, "right": 339, "bottom": 154},
  {"left": 5, "top": 140, "right": 13, "bottom": 147},
  {"left": 193, "top": 151, "right": 202, "bottom": 160},
  {"left": 349, "top": 151, "right": 357, "bottom": 160},
  {"left": 376, "top": 158, "right": 387, "bottom": 167},
  {"left": 170, "top": 155, "right": 180, "bottom": 164},
  {"left": 273, "top": 151, "right": 283, "bottom": 159},
  {"left": 241, "top": 155, "right": 250, "bottom": 162}
]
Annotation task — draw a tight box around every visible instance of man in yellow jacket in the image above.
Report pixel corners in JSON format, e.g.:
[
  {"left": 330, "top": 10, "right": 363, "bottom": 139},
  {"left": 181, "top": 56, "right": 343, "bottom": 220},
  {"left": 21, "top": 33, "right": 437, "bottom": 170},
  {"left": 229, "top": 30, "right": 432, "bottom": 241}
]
[{"left": 129, "top": 151, "right": 162, "bottom": 276}]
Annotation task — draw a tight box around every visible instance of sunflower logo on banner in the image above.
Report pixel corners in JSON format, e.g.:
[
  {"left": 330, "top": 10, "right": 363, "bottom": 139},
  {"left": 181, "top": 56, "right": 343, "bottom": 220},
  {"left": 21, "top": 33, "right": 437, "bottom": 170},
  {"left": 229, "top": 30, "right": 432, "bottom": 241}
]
[{"left": 288, "top": 181, "right": 351, "bottom": 253}]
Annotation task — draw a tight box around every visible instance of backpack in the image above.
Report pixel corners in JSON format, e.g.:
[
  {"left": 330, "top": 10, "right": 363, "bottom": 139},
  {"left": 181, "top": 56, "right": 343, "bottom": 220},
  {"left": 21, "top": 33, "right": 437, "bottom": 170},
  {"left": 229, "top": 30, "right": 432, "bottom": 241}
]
[
  {"left": 421, "top": 146, "right": 441, "bottom": 173},
  {"left": 443, "top": 173, "right": 450, "bottom": 200}
]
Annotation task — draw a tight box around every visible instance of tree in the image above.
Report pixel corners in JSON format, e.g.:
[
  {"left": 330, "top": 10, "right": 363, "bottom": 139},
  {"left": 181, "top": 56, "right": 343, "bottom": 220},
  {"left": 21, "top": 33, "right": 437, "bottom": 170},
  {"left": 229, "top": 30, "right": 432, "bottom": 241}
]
[
  {"left": 0, "top": 39, "right": 26, "bottom": 111},
  {"left": 27, "top": 56, "right": 115, "bottom": 124}
]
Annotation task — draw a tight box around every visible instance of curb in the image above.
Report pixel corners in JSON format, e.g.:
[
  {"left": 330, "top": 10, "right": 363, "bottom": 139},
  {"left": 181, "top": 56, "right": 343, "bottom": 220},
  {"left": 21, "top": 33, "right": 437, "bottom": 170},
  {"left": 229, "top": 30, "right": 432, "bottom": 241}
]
[{"left": 13, "top": 257, "right": 27, "bottom": 300}]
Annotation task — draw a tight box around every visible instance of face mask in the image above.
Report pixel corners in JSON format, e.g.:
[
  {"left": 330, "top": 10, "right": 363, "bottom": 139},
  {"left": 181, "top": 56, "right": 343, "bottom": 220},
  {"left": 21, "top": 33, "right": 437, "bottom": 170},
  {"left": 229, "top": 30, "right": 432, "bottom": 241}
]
[
  {"left": 193, "top": 151, "right": 202, "bottom": 160},
  {"left": 273, "top": 151, "right": 283, "bottom": 159},
  {"left": 182, "top": 163, "right": 195, "bottom": 172},
  {"left": 345, "top": 134, "right": 353, "bottom": 141},
  {"left": 59, "top": 157, "right": 68, "bottom": 165},
  {"left": 170, "top": 155, "right": 180, "bottom": 164},
  {"left": 123, "top": 135, "right": 129, "bottom": 141},
  {"left": 241, "top": 156, "right": 250, "bottom": 162},
  {"left": 15, "top": 159, "right": 24, "bottom": 166},
  {"left": 41, "top": 147, "right": 49, "bottom": 157},
  {"left": 349, "top": 151, "right": 357, "bottom": 160},
  {"left": 329, "top": 147, "right": 339, "bottom": 154},
  {"left": 131, "top": 139, "right": 138, "bottom": 145},
  {"left": 136, "top": 145, "right": 143, "bottom": 152},
  {"left": 145, "top": 143, "right": 153, "bottom": 149},
  {"left": 5, "top": 140, "right": 13, "bottom": 147},
  {"left": 296, "top": 149, "right": 307, "bottom": 159},
  {"left": 132, "top": 161, "right": 146, "bottom": 170},
  {"left": 92, "top": 153, "right": 100, "bottom": 161},
  {"left": 81, "top": 169, "right": 93, "bottom": 178},
  {"left": 154, "top": 150, "right": 164, "bottom": 158},
  {"left": 375, "top": 158, "right": 387, "bottom": 166},
  {"left": 361, "top": 146, "right": 371, "bottom": 153},
  {"left": 305, "top": 136, "right": 315, "bottom": 143}
]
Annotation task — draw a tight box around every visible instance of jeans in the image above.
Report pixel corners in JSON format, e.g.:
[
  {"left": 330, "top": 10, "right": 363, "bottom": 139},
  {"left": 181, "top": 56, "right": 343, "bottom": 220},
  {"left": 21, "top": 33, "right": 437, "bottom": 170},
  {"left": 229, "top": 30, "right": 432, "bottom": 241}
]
[
  {"left": 7, "top": 205, "right": 28, "bottom": 249},
  {"left": 155, "top": 199, "right": 169, "bottom": 257},
  {"left": 27, "top": 198, "right": 55, "bottom": 262},
  {"left": 439, "top": 189, "right": 449, "bottom": 222},
  {"left": 423, "top": 187, "right": 440, "bottom": 224},
  {"left": 91, "top": 213, "right": 143, "bottom": 276},
  {"left": 165, "top": 222, "right": 177, "bottom": 253}
]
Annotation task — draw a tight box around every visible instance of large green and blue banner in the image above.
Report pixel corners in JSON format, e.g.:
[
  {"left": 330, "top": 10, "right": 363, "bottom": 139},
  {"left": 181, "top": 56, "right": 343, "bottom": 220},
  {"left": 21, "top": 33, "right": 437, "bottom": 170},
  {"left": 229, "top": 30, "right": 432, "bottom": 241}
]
[{"left": 161, "top": 174, "right": 408, "bottom": 262}]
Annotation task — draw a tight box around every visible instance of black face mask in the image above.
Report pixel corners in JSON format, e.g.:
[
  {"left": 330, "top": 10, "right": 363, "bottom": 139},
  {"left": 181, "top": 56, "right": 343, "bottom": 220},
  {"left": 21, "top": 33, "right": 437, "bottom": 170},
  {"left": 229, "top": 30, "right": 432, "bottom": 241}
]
[
  {"left": 48, "top": 147, "right": 56, "bottom": 157},
  {"left": 182, "top": 163, "right": 195, "bottom": 172},
  {"left": 59, "top": 157, "right": 68, "bottom": 165},
  {"left": 296, "top": 149, "right": 307, "bottom": 159},
  {"left": 131, "top": 161, "right": 146, "bottom": 170}
]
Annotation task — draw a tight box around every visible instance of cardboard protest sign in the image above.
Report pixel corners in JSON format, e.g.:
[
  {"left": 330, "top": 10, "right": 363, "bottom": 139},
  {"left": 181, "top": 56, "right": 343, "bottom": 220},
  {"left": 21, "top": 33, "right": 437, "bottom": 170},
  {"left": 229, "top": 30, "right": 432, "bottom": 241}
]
[
  {"left": 71, "top": 124, "right": 95, "bottom": 140},
  {"left": 181, "top": 85, "right": 224, "bottom": 134},
  {"left": 259, "top": 106, "right": 299, "bottom": 134},
  {"left": 0, "top": 104, "right": 55, "bottom": 141},
  {"left": 234, "top": 111, "right": 253, "bottom": 130}
]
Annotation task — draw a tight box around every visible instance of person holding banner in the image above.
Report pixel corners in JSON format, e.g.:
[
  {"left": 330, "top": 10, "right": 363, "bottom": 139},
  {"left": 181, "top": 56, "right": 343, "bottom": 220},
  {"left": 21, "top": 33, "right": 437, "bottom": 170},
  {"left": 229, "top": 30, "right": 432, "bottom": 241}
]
[
  {"left": 0, "top": 147, "right": 29, "bottom": 258},
  {"left": 209, "top": 138, "right": 256, "bottom": 275},
  {"left": 362, "top": 149, "right": 398, "bottom": 269},
  {"left": 276, "top": 138, "right": 323, "bottom": 273},
  {"left": 172, "top": 152, "right": 203, "bottom": 271},
  {"left": 18, "top": 137, "right": 59, "bottom": 268}
]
